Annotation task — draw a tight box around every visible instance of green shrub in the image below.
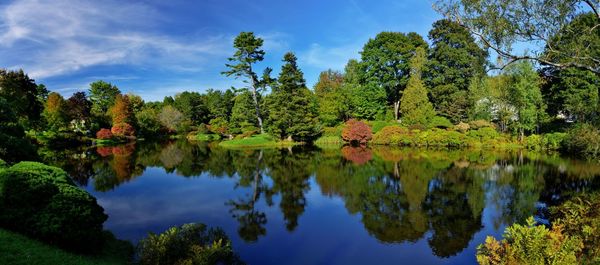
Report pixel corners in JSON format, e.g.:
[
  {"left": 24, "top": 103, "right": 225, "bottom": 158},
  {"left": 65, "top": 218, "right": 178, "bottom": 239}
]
[
  {"left": 550, "top": 192, "right": 600, "bottom": 263},
  {"left": 525, "top": 134, "right": 543, "bottom": 150},
  {"left": 544, "top": 132, "right": 567, "bottom": 150},
  {"left": 563, "top": 124, "right": 600, "bottom": 159},
  {"left": 138, "top": 223, "right": 244, "bottom": 265},
  {"left": 315, "top": 136, "right": 343, "bottom": 145},
  {"left": 322, "top": 125, "right": 345, "bottom": 137},
  {"left": 468, "top": 120, "right": 495, "bottom": 130},
  {"left": 369, "top": 120, "right": 399, "bottom": 133},
  {"left": 0, "top": 159, "right": 6, "bottom": 170},
  {"left": 476, "top": 217, "right": 582, "bottom": 265},
  {"left": 0, "top": 162, "right": 107, "bottom": 253},
  {"left": 429, "top": 116, "right": 453, "bottom": 129},
  {"left": 371, "top": 126, "right": 408, "bottom": 145}
]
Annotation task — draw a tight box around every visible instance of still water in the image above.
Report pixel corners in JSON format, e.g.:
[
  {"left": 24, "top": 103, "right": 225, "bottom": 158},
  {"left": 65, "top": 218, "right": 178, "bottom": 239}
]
[{"left": 41, "top": 141, "right": 600, "bottom": 265}]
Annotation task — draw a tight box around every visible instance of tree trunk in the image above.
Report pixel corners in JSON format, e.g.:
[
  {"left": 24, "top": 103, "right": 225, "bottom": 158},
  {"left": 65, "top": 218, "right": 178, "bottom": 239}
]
[
  {"left": 248, "top": 68, "right": 264, "bottom": 134},
  {"left": 394, "top": 101, "right": 400, "bottom": 121}
]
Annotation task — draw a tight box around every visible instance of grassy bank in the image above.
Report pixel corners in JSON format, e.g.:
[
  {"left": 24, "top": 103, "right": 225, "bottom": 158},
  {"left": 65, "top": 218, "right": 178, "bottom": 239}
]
[
  {"left": 0, "top": 229, "right": 132, "bottom": 265},
  {"left": 186, "top": 133, "right": 221, "bottom": 141},
  {"left": 219, "top": 134, "right": 298, "bottom": 148}
]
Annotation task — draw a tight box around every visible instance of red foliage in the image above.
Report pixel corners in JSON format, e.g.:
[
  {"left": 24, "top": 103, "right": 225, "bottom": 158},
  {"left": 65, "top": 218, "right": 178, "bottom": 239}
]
[
  {"left": 341, "top": 146, "right": 373, "bottom": 165},
  {"left": 112, "top": 144, "right": 135, "bottom": 156},
  {"left": 111, "top": 123, "right": 135, "bottom": 137},
  {"left": 341, "top": 119, "right": 372, "bottom": 144},
  {"left": 96, "top": 128, "right": 113, "bottom": 139},
  {"left": 96, "top": 146, "right": 113, "bottom": 157}
]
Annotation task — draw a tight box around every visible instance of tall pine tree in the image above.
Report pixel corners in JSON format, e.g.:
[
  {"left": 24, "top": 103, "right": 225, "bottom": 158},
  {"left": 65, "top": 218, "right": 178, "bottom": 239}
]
[
  {"left": 266, "top": 52, "right": 320, "bottom": 141},
  {"left": 400, "top": 47, "right": 436, "bottom": 126}
]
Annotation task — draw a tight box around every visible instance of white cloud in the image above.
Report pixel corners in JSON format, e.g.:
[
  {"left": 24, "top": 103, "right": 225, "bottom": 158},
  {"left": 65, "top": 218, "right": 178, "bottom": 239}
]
[
  {"left": 299, "top": 42, "right": 362, "bottom": 71},
  {"left": 0, "top": 0, "right": 231, "bottom": 78}
]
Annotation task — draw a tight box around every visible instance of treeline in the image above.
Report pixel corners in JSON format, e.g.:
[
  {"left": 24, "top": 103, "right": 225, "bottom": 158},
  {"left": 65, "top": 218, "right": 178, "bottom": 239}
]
[{"left": 1, "top": 15, "right": 599, "bottom": 162}]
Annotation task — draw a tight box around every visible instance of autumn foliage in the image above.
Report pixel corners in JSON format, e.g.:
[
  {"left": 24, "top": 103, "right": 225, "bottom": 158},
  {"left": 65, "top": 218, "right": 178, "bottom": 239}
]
[
  {"left": 341, "top": 146, "right": 373, "bottom": 165},
  {"left": 341, "top": 119, "right": 372, "bottom": 144},
  {"left": 109, "top": 94, "right": 132, "bottom": 125},
  {"left": 96, "top": 128, "right": 113, "bottom": 139},
  {"left": 111, "top": 123, "right": 135, "bottom": 137}
]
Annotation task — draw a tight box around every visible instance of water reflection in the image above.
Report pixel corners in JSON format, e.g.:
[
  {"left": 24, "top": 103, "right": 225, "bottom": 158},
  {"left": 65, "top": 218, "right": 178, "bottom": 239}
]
[{"left": 39, "top": 141, "right": 600, "bottom": 263}]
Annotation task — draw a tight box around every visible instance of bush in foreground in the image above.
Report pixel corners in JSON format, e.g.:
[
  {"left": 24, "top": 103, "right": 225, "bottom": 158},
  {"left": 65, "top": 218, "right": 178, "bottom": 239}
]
[
  {"left": 0, "top": 162, "right": 107, "bottom": 253},
  {"left": 563, "top": 124, "right": 600, "bottom": 159},
  {"left": 341, "top": 119, "right": 372, "bottom": 145},
  {"left": 138, "top": 223, "right": 244, "bottom": 265}
]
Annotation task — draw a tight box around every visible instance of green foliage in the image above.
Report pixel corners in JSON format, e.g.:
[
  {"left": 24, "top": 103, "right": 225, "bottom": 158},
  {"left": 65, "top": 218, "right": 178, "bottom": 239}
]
[
  {"left": 88, "top": 81, "right": 120, "bottom": 127},
  {"left": 545, "top": 67, "right": 599, "bottom": 123},
  {"left": 266, "top": 52, "right": 321, "bottom": 141},
  {"left": 0, "top": 69, "right": 44, "bottom": 127},
  {"left": 188, "top": 133, "right": 221, "bottom": 142},
  {"left": 505, "top": 61, "right": 547, "bottom": 138},
  {"left": 208, "top": 117, "right": 229, "bottom": 135},
  {"left": 429, "top": 116, "right": 453, "bottom": 129},
  {"left": 426, "top": 19, "right": 488, "bottom": 123},
  {"left": 476, "top": 217, "right": 582, "bottom": 265},
  {"left": 371, "top": 126, "right": 409, "bottom": 145},
  {"left": 230, "top": 91, "right": 259, "bottom": 134},
  {"left": 159, "top": 105, "right": 185, "bottom": 133},
  {"left": 0, "top": 98, "right": 37, "bottom": 163},
  {"left": 368, "top": 120, "right": 400, "bottom": 133},
  {"left": 563, "top": 124, "right": 600, "bottom": 159},
  {"left": 314, "top": 136, "right": 344, "bottom": 146},
  {"left": 135, "top": 108, "right": 164, "bottom": 138},
  {"left": 550, "top": 192, "right": 600, "bottom": 263},
  {"left": 219, "top": 134, "right": 294, "bottom": 148},
  {"left": 0, "top": 162, "right": 107, "bottom": 253},
  {"left": 400, "top": 47, "right": 436, "bottom": 126},
  {"left": 173, "top": 91, "right": 209, "bottom": 126},
  {"left": 0, "top": 228, "right": 133, "bottom": 265},
  {"left": 138, "top": 223, "right": 244, "bottom": 265},
  {"left": 314, "top": 70, "right": 349, "bottom": 126},
  {"left": 525, "top": 133, "right": 567, "bottom": 150}
]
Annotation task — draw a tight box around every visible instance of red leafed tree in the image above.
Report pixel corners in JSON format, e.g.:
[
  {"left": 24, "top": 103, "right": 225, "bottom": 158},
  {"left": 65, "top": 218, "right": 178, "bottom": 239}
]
[
  {"left": 111, "top": 123, "right": 135, "bottom": 137},
  {"left": 109, "top": 94, "right": 132, "bottom": 125},
  {"left": 96, "top": 128, "right": 113, "bottom": 139},
  {"left": 342, "top": 119, "right": 372, "bottom": 144}
]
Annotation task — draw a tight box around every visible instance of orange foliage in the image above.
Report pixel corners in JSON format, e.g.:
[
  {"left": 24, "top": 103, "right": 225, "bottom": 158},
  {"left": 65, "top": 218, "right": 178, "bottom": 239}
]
[
  {"left": 109, "top": 94, "right": 132, "bottom": 125},
  {"left": 96, "top": 128, "right": 113, "bottom": 139},
  {"left": 111, "top": 123, "right": 135, "bottom": 137},
  {"left": 96, "top": 146, "right": 113, "bottom": 157}
]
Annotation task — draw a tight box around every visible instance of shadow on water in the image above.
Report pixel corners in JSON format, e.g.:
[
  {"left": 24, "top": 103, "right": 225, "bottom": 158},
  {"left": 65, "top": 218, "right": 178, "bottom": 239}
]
[{"left": 39, "top": 141, "right": 600, "bottom": 264}]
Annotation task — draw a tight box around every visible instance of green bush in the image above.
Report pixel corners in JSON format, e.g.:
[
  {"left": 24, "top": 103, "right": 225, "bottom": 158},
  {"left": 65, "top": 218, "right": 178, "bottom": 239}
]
[
  {"left": 322, "top": 125, "right": 345, "bottom": 137},
  {"left": 544, "top": 132, "right": 567, "bottom": 150},
  {"left": 315, "top": 135, "right": 343, "bottom": 145},
  {"left": 368, "top": 120, "right": 399, "bottom": 133},
  {"left": 525, "top": 134, "right": 543, "bottom": 150},
  {"left": 476, "top": 217, "right": 582, "bottom": 265},
  {"left": 429, "top": 116, "right": 453, "bottom": 129},
  {"left": 0, "top": 162, "right": 107, "bottom": 253},
  {"left": 550, "top": 192, "right": 600, "bottom": 263},
  {"left": 468, "top": 120, "right": 495, "bottom": 130},
  {"left": 0, "top": 159, "right": 6, "bottom": 170},
  {"left": 371, "top": 126, "right": 409, "bottom": 145},
  {"left": 563, "top": 124, "right": 600, "bottom": 159},
  {"left": 138, "top": 223, "right": 244, "bottom": 265}
]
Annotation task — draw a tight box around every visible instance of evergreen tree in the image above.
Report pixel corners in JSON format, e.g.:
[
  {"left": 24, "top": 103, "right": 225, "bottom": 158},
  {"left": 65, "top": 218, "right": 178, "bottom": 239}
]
[
  {"left": 266, "top": 52, "right": 320, "bottom": 141},
  {"left": 229, "top": 91, "right": 259, "bottom": 134},
  {"left": 426, "top": 19, "right": 488, "bottom": 123},
  {"left": 0, "top": 69, "right": 44, "bottom": 128},
  {"left": 400, "top": 48, "right": 436, "bottom": 126},
  {"left": 88, "top": 80, "right": 121, "bottom": 127},
  {"left": 222, "top": 32, "right": 274, "bottom": 134}
]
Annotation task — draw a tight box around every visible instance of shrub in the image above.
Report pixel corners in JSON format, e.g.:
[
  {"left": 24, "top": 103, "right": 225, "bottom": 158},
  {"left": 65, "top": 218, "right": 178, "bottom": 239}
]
[
  {"left": 429, "top": 116, "right": 453, "bottom": 129},
  {"left": 372, "top": 126, "right": 408, "bottom": 145},
  {"left": 563, "top": 124, "right": 600, "bottom": 159},
  {"left": 454, "top": 122, "right": 470, "bottom": 133},
  {"left": 407, "top": 123, "right": 426, "bottom": 131},
  {"left": 550, "top": 192, "right": 600, "bottom": 263},
  {"left": 96, "top": 128, "right": 113, "bottom": 139},
  {"left": 0, "top": 162, "right": 107, "bottom": 253},
  {"left": 322, "top": 125, "right": 344, "bottom": 137},
  {"left": 111, "top": 123, "right": 135, "bottom": 137},
  {"left": 209, "top": 117, "right": 229, "bottom": 135},
  {"left": 0, "top": 159, "right": 6, "bottom": 169},
  {"left": 341, "top": 119, "right": 372, "bottom": 145},
  {"left": 468, "top": 120, "right": 495, "bottom": 130},
  {"left": 369, "top": 120, "right": 399, "bottom": 133},
  {"left": 525, "top": 134, "right": 543, "bottom": 150},
  {"left": 544, "top": 132, "right": 567, "bottom": 150},
  {"left": 476, "top": 217, "right": 582, "bottom": 265},
  {"left": 138, "top": 223, "right": 244, "bottom": 265},
  {"left": 315, "top": 136, "right": 343, "bottom": 145}
]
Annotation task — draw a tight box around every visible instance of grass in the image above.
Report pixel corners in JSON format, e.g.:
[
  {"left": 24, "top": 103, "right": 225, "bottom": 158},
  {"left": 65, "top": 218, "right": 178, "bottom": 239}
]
[
  {"left": 186, "top": 133, "right": 221, "bottom": 141},
  {"left": 0, "top": 229, "right": 132, "bottom": 265},
  {"left": 93, "top": 138, "right": 127, "bottom": 146},
  {"left": 219, "top": 134, "right": 297, "bottom": 148},
  {"left": 315, "top": 135, "right": 344, "bottom": 146}
]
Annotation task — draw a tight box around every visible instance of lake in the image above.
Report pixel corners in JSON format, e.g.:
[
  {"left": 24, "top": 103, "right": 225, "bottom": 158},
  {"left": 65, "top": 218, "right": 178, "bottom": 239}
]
[{"left": 40, "top": 141, "right": 600, "bottom": 265}]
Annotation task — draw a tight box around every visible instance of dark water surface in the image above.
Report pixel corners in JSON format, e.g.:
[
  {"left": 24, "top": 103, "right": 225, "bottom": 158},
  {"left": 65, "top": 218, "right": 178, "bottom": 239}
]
[{"left": 41, "top": 141, "right": 600, "bottom": 265}]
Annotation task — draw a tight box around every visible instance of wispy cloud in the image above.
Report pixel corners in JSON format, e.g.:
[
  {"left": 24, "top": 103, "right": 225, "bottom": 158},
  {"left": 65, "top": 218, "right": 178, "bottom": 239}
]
[
  {"left": 0, "top": 0, "right": 231, "bottom": 79},
  {"left": 299, "top": 42, "right": 362, "bottom": 71}
]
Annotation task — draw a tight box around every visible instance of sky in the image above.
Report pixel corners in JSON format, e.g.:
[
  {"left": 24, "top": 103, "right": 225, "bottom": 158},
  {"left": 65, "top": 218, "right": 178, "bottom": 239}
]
[{"left": 0, "top": 0, "right": 442, "bottom": 101}]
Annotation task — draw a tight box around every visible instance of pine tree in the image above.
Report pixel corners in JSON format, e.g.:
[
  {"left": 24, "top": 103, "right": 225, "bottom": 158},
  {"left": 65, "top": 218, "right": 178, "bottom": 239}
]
[
  {"left": 400, "top": 47, "right": 436, "bottom": 126},
  {"left": 266, "top": 52, "right": 320, "bottom": 141}
]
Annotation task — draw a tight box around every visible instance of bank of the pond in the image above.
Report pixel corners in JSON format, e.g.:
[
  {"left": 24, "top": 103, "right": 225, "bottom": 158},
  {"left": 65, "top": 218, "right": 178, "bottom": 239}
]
[
  {"left": 218, "top": 134, "right": 299, "bottom": 148},
  {"left": 0, "top": 229, "right": 131, "bottom": 265}
]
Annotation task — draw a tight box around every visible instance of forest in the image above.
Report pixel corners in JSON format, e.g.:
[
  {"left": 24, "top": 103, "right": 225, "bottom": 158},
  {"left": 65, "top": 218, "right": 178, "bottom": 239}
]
[{"left": 1, "top": 0, "right": 600, "bottom": 265}]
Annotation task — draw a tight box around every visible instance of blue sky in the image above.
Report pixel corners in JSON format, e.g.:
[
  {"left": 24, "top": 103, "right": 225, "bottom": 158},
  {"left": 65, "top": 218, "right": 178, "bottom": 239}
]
[{"left": 0, "top": 0, "right": 441, "bottom": 101}]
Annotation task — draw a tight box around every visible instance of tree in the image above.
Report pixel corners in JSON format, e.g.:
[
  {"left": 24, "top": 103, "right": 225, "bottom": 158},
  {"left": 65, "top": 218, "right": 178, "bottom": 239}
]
[
  {"left": 222, "top": 32, "right": 274, "bottom": 134},
  {"left": 266, "top": 52, "right": 320, "bottom": 141},
  {"left": 505, "top": 61, "right": 546, "bottom": 139},
  {"left": 360, "top": 32, "right": 429, "bottom": 119},
  {"left": 66, "top": 92, "right": 92, "bottom": 122},
  {"left": 0, "top": 98, "right": 37, "bottom": 162},
  {"left": 341, "top": 119, "right": 372, "bottom": 145},
  {"left": 425, "top": 19, "right": 488, "bottom": 123},
  {"left": 205, "top": 89, "right": 234, "bottom": 120},
  {"left": 344, "top": 59, "right": 387, "bottom": 120},
  {"left": 545, "top": 68, "right": 599, "bottom": 123},
  {"left": 158, "top": 105, "right": 184, "bottom": 132},
  {"left": 229, "top": 91, "right": 259, "bottom": 134},
  {"left": 173, "top": 91, "right": 208, "bottom": 125},
  {"left": 400, "top": 47, "right": 436, "bottom": 126},
  {"left": 434, "top": 0, "right": 600, "bottom": 73},
  {"left": 0, "top": 69, "right": 43, "bottom": 127},
  {"left": 314, "top": 70, "right": 349, "bottom": 126},
  {"left": 88, "top": 80, "right": 121, "bottom": 126},
  {"left": 43, "top": 92, "right": 69, "bottom": 131},
  {"left": 109, "top": 94, "right": 133, "bottom": 125},
  {"left": 135, "top": 108, "right": 163, "bottom": 138}
]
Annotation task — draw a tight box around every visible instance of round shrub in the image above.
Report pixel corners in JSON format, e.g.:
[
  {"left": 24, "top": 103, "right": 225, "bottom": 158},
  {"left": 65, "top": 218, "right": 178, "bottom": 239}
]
[
  {"left": 341, "top": 119, "right": 372, "bottom": 145},
  {"left": 429, "top": 116, "right": 453, "bottom": 129},
  {"left": 454, "top": 122, "right": 470, "bottom": 133},
  {"left": 564, "top": 124, "right": 600, "bottom": 159},
  {"left": 0, "top": 162, "right": 107, "bottom": 253},
  {"left": 96, "top": 128, "right": 113, "bottom": 139},
  {"left": 111, "top": 122, "right": 135, "bottom": 137},
  {"left": 468, "top": 120, "right": 495, "bottom": 130},
  {"left": 372, "top": 126, "right": 408, "bottom": 145}
]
